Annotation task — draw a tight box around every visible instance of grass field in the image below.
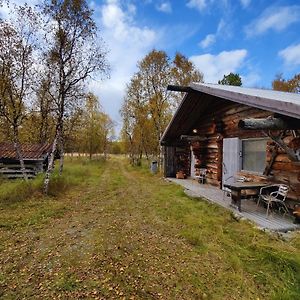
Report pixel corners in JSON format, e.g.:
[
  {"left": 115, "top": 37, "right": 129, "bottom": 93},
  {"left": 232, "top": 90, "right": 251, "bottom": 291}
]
[{"left": 0, "top": 156, "right": 300, "bottom": 299}]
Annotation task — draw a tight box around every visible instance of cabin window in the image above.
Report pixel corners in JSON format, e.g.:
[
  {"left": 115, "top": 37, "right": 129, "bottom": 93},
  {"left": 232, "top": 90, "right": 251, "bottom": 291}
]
[{"left": 242, "top": 138, "right": 268, "bottom": 173}]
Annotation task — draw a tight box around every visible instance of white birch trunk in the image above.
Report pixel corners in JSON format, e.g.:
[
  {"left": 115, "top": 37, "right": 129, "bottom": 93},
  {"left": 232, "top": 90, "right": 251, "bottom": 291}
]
[
  {"left": 13, "top": 137, "right": 28, "bottom": 181},
  {"left": 43, "top": 135, "right": 58, "bottom": 194},
  {"left": 59, "top": 134, "right": 64, "bottom": 176}
]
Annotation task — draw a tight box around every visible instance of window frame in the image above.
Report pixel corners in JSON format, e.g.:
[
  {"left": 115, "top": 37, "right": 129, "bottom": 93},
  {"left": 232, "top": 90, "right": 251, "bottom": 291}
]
[{"left": 241, "top": 137, "right": 268, "bottom": 174}]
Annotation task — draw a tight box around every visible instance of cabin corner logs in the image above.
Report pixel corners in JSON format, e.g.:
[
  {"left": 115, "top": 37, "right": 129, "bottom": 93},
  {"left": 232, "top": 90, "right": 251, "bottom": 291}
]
[{"left": 166, "top": 101, "right": 300, "bottom": 207}]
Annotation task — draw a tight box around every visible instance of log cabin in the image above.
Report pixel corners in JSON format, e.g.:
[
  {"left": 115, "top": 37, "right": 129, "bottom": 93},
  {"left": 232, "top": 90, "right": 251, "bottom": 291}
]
[{"left": 161, "top": 83, "right": 300, "bottom": 209}]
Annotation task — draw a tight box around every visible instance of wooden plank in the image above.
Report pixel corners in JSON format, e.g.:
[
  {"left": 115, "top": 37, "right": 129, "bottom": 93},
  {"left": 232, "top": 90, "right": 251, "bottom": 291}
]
[
  {"left": 264, "top": 144, "right": 280, "bottom": 175},
  {"left": 239, "top": 117, "right": 300, "bottom": 130},
  {"left": 272, "top": 162, "right": 300, "bottom": 171},
  {"left": 5, "top": 174, "right": 35, "bottom": 179},
  {"left": 0, "top": 164, "right": 36, "bottom": 169},
  {"left": 0, "top": 169, "right": 35, "bottom": 174}
]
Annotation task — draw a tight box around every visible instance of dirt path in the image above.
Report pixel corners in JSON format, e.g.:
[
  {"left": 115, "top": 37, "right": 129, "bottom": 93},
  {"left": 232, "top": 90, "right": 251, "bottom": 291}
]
[
  {"left": 0, "top": 158, "right": 205, "bottom": 299},
  {"left": 1, "top": 157, "right": 299, "bottom": 299}
]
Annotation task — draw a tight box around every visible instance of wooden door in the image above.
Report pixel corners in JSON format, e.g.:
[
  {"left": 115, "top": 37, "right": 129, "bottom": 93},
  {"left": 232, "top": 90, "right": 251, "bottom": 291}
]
[
  {"left": 164, "top": 146, "right": 176, "bottom": 177},
  {"left": 222, "top": 138, "right": 241, "bottom": 188},
  {"left": 190, "top": 147, "right": 196, "bottom": 178}
]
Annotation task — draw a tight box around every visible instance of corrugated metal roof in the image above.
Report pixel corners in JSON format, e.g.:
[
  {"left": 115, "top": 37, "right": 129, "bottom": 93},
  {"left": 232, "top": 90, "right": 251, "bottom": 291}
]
[
  {"left": 161, "top": 83, "right": 300, "bottom": 145},
  {"left": 190, "top": 83, "right": 300, "bottom": 119},
  {"left": 0, "top": 143, "right": 53, "bottom": 160}
]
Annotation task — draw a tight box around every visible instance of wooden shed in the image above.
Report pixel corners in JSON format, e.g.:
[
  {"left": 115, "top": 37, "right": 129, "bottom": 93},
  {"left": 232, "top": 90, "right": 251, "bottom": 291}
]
[
  {"left": 0, "top": 143, "right": 53, "bottom": 178},
  {"left": 161, "top": 83, "right": 300, "bottom": 208}
]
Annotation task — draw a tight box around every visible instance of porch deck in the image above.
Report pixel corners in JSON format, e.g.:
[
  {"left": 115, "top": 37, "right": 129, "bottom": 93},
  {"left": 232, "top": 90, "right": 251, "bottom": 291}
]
[{"left": 167, "top": 178, "right": 300, "bottom": 232}]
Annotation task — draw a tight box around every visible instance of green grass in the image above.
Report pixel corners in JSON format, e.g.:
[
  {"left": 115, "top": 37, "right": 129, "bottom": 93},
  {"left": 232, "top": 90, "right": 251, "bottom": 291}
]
[
  {"left": 0, "top": 158, "right": 105, "bottom": 231},
  {"left": 0, "top": 156, "right": 299, "bottom": 299},
  {"left": 0, "top": 177, "right": 42, "bottom": 204},
  {"left": 150, "top": 184, "right": 300, "bottom": 299},
  {"left": 54, "top": 273, "right": 80, "bottom": 291}
]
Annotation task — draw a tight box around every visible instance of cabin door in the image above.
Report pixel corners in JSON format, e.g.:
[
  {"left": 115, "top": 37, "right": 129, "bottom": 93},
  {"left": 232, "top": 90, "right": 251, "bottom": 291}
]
[
  {"left": 222, "top": 138, "right": 242, "bottom": 188},
  {"left": 190, "top": 147, "right": 196, "bottom": 178}
]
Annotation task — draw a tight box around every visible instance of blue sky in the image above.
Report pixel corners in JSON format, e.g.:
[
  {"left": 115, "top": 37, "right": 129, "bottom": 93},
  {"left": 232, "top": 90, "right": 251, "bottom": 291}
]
[{"left": 1, "top": 0, "right": 300, "bottom": 132}]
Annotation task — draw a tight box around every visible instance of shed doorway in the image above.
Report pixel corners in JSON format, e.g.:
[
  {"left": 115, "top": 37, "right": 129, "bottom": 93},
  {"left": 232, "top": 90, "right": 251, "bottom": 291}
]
[{"left": 222, "top": 137, "right": 241, "bottom": 188}]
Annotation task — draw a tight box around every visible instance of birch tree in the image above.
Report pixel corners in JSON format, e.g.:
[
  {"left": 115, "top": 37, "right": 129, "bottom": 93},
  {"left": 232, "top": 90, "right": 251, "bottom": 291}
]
[
  {"left": 42, "top": 0, "right": 109, "bottom": 194},
  {"left": 35, "top": 77, "right": 56, "bottom": 143},
  {"left": 272, "top": 73, "right": 300, "bottom": 93},
  {"left": 100, "top": 114, "right": 114, "bottom": 159},
  {"left": 138, "top": 50, "right": 172, "bottom": 164},
  {"left": 81, "top": 93, "right": 104, "bottom": 159},
  {"left": 0, "top": 6, "right": 38, "bottom": 180},
  {"left": 121, "top": 50, "right": 202, "bottom": 165},
  {"left": 121, "top": 72, "right": 156, "bottom": 164},
  {"left": 19, "top": 76, "right": 56, "bottom": 144},
  {"left": 171, "top": 52, "right": 203, "bottom": 108}
]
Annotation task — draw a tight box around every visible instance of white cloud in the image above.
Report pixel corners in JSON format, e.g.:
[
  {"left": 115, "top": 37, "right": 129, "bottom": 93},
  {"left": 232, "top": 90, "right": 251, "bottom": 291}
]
[
  {"left": 240, "top": 0, "right": 251, "bottom": 8},
  {"left": 245, "top": 5, "right": 300, "bottom": 37},
  {"left": 279, "top": 43, "right": 300, "bottom": 67},
  {"left": 190, "top": 49, "right": 248, "bottom": 83},
  {"left": 156, "top": 2, "right": 172, "bottom": 13},
  {"left": 159, "top": 24, "right": 199, "bottom": 50},
  {"left": 199, "top": 34, "right": 216, "bottom": 49},
  {"left": 127, "top": 3, "right": 137, "bottom": 15},
  {"left": 198, "top": 18, "right": 231, "bottom": 49},
  {"left": 218, "top": 18, "right": 233, "bottom": 39},
  {"left": 187, "top": 0, "right": 230, "bottom": 12},
  {"left": 0, "top": 6, "right": 9, "bottom": 19},
  {"left": 187, "top": 0, "right": 208, "bottom": 12},
  {"left": 217, "top": 18, "right": 225, "bottom": 34},
  {"left": 241, "top": 72, "right": 261, "bottom": 87},
  {"left": 90, "top": 0, "right": 158, "bottom": 133}
]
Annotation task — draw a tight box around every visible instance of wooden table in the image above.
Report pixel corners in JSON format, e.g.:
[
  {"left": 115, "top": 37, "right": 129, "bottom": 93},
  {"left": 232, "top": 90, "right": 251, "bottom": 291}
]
[{"left": 223, "top": 182, "right": 267, "bottom": 212}]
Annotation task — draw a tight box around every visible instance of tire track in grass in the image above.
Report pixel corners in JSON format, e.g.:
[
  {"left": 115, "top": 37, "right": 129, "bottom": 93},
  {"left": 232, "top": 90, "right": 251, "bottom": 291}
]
[
  {"left": 88, "top": 158, "right": 225, "bottom": 299},
  {"left": 1, "top": 157, "right": 295, "bottom": 299}
]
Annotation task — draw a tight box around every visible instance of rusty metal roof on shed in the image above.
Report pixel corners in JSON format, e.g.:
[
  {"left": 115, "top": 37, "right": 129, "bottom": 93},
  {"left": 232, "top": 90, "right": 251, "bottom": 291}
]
[
  {"left": 0, "top": 143, "right": 52, "bottom": 160},
  {"left": 161, "top": 82, "right": 300, "bottom": 145}
]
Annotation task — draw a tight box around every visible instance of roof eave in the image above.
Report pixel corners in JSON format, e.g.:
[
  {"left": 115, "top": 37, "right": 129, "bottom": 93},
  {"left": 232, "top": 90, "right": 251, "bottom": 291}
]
[
  {"left": 190, "top": 83, "right": 300, "bottom": 120},
  {"left": 160, "top": 89, "right": 194, "bottom": 144}
]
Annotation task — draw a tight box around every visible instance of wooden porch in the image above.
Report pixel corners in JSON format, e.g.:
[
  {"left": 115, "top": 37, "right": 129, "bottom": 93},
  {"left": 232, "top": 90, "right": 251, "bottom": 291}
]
[{"left": 167, "top": 178, "right": 300, "bottom": 232}]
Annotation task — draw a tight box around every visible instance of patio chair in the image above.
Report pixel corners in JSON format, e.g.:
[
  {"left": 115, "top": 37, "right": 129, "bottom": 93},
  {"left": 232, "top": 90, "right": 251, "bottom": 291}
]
[
  {"left": 222, "top": 175, "right": 246, "bottom": 201},
  {"left": 195, "top": 168, "right": 207, "bottom": 184},
  {"left": 257, "top": 184, "right": 290, "bottom": 217}
]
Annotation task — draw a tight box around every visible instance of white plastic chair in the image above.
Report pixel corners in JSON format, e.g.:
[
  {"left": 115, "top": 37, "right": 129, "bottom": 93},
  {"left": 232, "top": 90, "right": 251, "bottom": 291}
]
[
  {"left": 257, "top": 184, "right": 289, "bottom": 217},
  {"left": 195, "top": 168, "right": 207, "bottom": 184}
]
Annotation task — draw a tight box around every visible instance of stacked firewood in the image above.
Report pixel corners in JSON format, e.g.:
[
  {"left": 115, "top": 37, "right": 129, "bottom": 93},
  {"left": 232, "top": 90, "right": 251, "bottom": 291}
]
[{"left": 175, "top": 149, "right": 190, "bottom": 178}]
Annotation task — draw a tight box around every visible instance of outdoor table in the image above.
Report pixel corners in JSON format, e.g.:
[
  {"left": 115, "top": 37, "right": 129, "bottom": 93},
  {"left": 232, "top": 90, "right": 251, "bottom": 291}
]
[{"left": 223, "top": 182, "right": 267, "bottom": 212}]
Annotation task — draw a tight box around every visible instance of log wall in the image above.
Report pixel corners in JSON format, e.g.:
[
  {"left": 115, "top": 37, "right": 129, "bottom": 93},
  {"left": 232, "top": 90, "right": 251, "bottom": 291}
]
[{"left": 189, "top": 100, "right": 300, "bottom": 205}]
